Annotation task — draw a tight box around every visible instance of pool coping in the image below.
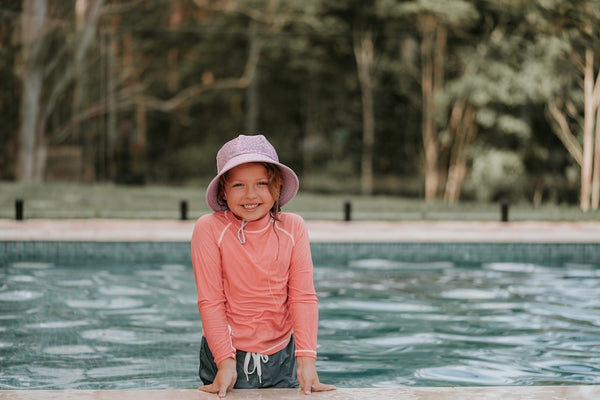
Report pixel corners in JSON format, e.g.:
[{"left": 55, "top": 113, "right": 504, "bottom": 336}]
[
  {"left": 1, "top": 386, "right": 599, "bottom": 399},
  {"left": 1, "top": 219, "right": 600, "bottom": 242}
]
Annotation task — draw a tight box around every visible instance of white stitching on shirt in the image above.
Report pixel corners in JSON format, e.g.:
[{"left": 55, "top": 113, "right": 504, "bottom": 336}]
[{"left": 217, "top": 222, "right": 232, "bottom": 247}]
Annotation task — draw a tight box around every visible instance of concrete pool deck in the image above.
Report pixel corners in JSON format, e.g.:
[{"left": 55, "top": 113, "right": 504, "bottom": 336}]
[
  {"left": 1, "top": 386, "right": 600, "bottom": 400},
  {"left": 1, "top": 219, "right": 600, "bottom": 242},
  {"left": 1, "top": 219, "right": 599, "bottom": 399}
]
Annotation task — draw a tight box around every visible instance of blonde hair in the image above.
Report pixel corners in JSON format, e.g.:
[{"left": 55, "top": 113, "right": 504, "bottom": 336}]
[{"left": 217, "top": 162, "right": 284, "bottom": 219}]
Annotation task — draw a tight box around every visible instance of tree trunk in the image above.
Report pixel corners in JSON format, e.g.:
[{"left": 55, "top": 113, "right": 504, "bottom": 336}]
[
  {"left": 444, "top": 100, "right": 476, "bottom": 202},
  {"left": 592, "top": 103, "right": 600, "bottom": 210},
  {"left": 581, "top": 48, "right": 595, "bottom": 211},
  {"left": 245, "top": 23, "right": 260, "bottom": 134},
  {"left": 106, "top": 24, "right": 118, "bottom": 181},
  {"left": 546, "top": 100, "right": 584, "bottom": 165},
  {"left": 16, "top": 0, "right": 47, "bottom": 181},
  {"left": 167, "top": 0, "right": 183, "bottom": 92},
  {"left": 353, "top": 29, "right": 375, "bottom": 195},
  {"left": 418, "top": 15, "right": 444, "bottom": 200},
  {"left": 72, "top": 0, "right": 103, "bottom": 181}
]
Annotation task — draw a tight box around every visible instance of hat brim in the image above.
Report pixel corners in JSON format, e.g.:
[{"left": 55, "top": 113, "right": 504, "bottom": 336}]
[{"left": 205, "top": 153, "right": 299, "bottom": 212}]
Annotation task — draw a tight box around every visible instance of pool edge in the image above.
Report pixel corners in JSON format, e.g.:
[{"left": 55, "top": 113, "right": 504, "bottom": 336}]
[
  {"left": 1, "top": 219, "right": 600, "bottom": 242},
  {"left": 1, "top": 386, "right": 599, "bottom": 399}
]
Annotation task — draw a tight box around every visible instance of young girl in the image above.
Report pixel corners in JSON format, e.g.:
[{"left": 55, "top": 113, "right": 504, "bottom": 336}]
[{"left": 191, "top": 134, "right": 335, "bottom": 397}]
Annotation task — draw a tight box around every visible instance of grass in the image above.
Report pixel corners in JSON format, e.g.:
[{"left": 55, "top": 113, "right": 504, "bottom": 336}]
[{"left": 1, "top": 181, "right": 599, "bottom": 222}]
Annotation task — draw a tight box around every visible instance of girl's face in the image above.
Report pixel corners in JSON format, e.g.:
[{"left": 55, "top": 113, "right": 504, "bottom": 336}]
[{"left": 222, "top": 163, "right": 276, "bottom": 221}]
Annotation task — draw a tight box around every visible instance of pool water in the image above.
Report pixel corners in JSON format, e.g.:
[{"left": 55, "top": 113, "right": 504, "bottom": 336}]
[
  {"left": 1, "top": 242, "right": 599, "bottom": 389},
  {"left": 0, "top": 261, "right": 198, "bottom": 389},
  {"left": 316, "top": 258, "right": 600, "bottom": 387}
]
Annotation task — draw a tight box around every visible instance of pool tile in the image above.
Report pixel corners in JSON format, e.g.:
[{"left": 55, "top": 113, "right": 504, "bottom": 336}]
[{"left": 2, "top": 241, "right": 599, "bottom": 265}]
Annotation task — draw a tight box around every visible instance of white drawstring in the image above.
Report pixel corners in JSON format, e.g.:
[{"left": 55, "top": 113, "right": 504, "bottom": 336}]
[
  {"left": 237, "top": 219, "right": 249, "bottom": 244},
  {"left": 243, "top": 352, "right": 269, "bottom": 383}
]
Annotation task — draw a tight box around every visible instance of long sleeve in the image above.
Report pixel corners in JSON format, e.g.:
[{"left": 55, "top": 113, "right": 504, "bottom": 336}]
[
  {"left": 286, "top": 216, "right": 319, "bottom": 358},
  {"left": 191, "top": 215, "right": 236, "bottom": 364}
]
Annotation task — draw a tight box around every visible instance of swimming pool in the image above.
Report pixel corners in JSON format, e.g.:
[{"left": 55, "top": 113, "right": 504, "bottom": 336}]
[{"left": 1, "top": 241, "right": 599, "bottom": 389}]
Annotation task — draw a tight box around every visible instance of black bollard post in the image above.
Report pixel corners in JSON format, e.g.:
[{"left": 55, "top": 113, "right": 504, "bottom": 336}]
[
  {"left": 180, "top": 200, "right": 188, "bottom": 221},
  {"left": 15, "top": 199, "right": 24, "bottom": 221},
  {"left": 344, "top": 201, "right": 352, "bottom": 221},
  {"left": 501, "top": 202, "right": 509, "bottom": 222}
]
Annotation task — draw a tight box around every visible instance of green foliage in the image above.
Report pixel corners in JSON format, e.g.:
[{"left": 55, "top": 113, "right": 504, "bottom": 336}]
[
  {"left": 378, "top": 0, "right": 479, "bottom": 26},
  {"left": 5, "top": 0, "right": 599, "bottom": 207},
  {"left": 466, "top": 148, "right": 526, "bottom": 202}
]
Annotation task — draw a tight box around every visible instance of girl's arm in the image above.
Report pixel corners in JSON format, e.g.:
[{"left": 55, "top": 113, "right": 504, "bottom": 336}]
[
  {"left": 287, "top": 215, "right": 335, "bottom": 393},
  {"left": 287, "top": 215, "right": 319, "bottom": 358},
  {"left": 191, "top": 216, "right": 236, "bottom": 365}
]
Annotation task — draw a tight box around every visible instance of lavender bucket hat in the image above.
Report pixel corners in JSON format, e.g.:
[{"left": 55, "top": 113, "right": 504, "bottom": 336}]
[{"left": 205, "top": 134, "right": 299, "bottom": 212}]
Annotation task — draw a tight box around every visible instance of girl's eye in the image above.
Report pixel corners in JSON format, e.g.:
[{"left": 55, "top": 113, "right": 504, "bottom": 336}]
[
  {"left": 232, "top": 183, "right": 244, "bottom": 188},
  {"left": 258, "top": 181, "right": 269, "bottom": 186}
]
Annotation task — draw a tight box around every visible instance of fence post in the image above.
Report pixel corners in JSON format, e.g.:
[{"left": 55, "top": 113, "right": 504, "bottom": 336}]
[
  {"left": 500, "top": 202, "right": 509, "bottom": 222},
  {"left": 15, "top": 199, "right": 24, "bottom": 221},
  {"left": 344, "top": 201, "right": 352, "bottom": 221},
  {"left": 180, "top": 200, "right": 188, "bottom": 221}
]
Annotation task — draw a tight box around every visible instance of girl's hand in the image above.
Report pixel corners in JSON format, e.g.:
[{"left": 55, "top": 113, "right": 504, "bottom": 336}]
[
  {"left": 198, "top": 358, "right": 237, "bottom": 398},
  {"left": 296, "top": 356, "right": 336, "bottom": 395}
]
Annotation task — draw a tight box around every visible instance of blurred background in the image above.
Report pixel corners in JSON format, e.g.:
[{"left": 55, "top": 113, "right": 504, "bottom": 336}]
[{"left": 2, "top": 0, "right": 600, "bottom": 215}]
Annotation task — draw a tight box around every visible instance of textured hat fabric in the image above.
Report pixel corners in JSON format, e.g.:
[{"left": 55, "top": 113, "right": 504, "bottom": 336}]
[{"left": 205, "top": 134, "right": 299, "bottom": 212}]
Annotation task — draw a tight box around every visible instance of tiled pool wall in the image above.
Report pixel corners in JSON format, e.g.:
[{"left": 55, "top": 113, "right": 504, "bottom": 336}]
[{"left": 1, "top": 241, "right": 599, "bottom": 265}]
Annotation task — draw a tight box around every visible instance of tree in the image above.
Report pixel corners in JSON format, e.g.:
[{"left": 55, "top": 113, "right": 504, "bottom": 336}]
[
  {"left": 541, "top": 0, "right": 600, "bottom": 210},
  {"left": 438, "top": 0, "right": 540, "bottom": 202},
  {"left": 0, "top": 2, "right": 21, "bottom": 179},
  {"left": 306, "top": 0, "right": 380, "bottom": 195},
  {"left": 16, "top": 0, "right": 50, "bottom": 181},
  {"left": 16, "top": 0, "right": 104, "bottom": 181},
  {"left": 378, "top": 0, "right": 478, "bottom": 200},
  {"left": 353, "top": 28, "right": 376, "bottom": 195},
  {"left": 8, "top": 0, "right": 595, "bottom": 206}
]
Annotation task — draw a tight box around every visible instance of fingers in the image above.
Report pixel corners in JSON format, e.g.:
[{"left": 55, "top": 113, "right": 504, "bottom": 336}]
[
  {"left": 198, "top": 382, "right": 230, "bottom": 398},
  {"left": 200, "top": 358, "right": 237, "bottom": 397},
  {"left": 299, "top": 378, "right": 311, "bottom": 395},
  {"left": 199, "top": 383, "right": 223, "bottom": 395},
  {"left": 311, "top": 382, "right": 337, "bottom": 392},
  {"left": 198, "top": 383, "right": 218, "bottom": 394},
  {"left": 299, "top": 379, "right": 337, "bottom": 395},
  {"left": 297, "top": 360, "right": 335, "bottom": 395}
]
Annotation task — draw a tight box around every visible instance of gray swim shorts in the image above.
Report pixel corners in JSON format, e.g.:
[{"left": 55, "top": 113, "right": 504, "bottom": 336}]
[{"left": 199, "top": 335, "right": 299, "bottom": 389}]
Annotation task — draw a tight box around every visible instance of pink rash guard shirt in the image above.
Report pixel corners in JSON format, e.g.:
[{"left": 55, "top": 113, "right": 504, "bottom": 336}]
[{"left": 191, "top": 210, "right": 319, "bottom": 365}]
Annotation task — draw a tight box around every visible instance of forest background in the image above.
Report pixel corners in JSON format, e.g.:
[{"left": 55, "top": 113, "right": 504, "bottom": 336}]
[{"left": 2, "top": 0, "right": 600, "bottom": 214}]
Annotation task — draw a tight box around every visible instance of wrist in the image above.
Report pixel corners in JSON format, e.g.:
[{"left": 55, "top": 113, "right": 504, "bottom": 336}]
[
  {"left": 217, "top": 357, "right": 236, "bottom": 369},
  {"left": 296, "top": 356, "right": 316, "bottom": 367}
]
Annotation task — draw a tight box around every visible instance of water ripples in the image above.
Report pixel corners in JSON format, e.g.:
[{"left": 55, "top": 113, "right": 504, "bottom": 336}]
[
  {"left": 0, "top": 261, "right": 201, "bottom": 389},
  {"left": 1, "top": 257, "right": 599, "bottom": 388},
  {"left": 316, "top": 259, "right": 600, "bottom": 387}
]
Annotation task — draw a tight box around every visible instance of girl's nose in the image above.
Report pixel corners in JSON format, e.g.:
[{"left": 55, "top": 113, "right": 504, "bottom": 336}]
[{"left": 245, "top": 185, "right": 257, "bottom": 197}]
